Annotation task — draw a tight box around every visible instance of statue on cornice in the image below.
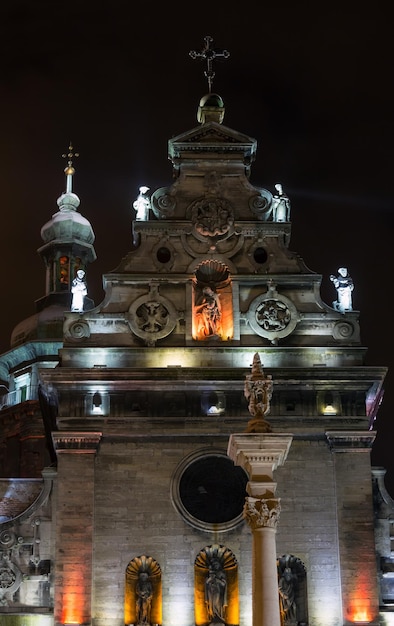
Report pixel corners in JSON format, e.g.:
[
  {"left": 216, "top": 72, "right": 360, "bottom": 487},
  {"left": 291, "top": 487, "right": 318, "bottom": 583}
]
[
  {"left": 71, "top": 269, "right": 87, "bottom": 312},
  {"left": 133, "top": 186, "right": 151, "bottom": 221},
  {"left": 271, "top": 183, "right": 291, "bottom": 222},
  {"left": 330, "top": 267, "right": 354, "bottom": 313}
]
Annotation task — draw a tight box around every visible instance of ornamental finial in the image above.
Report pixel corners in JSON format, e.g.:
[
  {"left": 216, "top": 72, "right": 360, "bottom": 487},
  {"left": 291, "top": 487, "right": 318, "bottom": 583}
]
[
  {"left": 244, "top": 353, "right": 273, "bottom": 433},
  {"left": 62, "top": 142, "right": 79, "bottom": 193},
  {"left": 189, "top": 36, "right": 230, "bottom": 93}
]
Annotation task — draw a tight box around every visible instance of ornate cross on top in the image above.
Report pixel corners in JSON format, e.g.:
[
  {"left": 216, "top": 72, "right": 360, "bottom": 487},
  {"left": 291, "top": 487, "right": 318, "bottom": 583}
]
[
  {"left": 189, "top": 36, "right": 230, "bottom": 93},
  {"left": 62, "top": 142, "right": 79, "bottom": 194}
]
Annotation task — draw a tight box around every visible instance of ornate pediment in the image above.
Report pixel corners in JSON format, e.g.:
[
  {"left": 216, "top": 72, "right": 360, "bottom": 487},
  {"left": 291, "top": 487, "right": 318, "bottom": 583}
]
[{"left": 168, "top": 121, "right": 257, "bottom": 161}]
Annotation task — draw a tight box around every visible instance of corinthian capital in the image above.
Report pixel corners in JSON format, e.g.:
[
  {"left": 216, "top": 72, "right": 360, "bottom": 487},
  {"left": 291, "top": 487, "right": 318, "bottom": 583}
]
[{"left": 244, "top": 496, "right": 281, "bottom": 530}]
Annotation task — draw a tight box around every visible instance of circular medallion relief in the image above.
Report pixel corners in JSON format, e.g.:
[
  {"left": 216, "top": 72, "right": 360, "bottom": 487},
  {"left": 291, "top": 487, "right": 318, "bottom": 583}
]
[
  {"left": 188, "top": 196, "right": 234, "bottom": 239},
  {"left": 171, "top": 449, "right": 248, "bottom": 532},
  {"left": 128, "top": 293, "right": 177, "bottom": 342},
  {"left": 247, "top": 293, "right": 299, "bottom": 341}
]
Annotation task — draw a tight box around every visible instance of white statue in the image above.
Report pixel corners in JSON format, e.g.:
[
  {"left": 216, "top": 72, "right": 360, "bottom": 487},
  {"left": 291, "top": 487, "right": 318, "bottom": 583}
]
[
  {"left": 330, "top": 267, "right": 354, "bottom": 312},
  {"left": 271, "top": 183, "right": 291, "bottom": 222},
  {"left": 71, "top": 269, "right": 88, "bottom": 312},
  {"left": 133, "top": 186, "right": 151, "bottom": 221}
]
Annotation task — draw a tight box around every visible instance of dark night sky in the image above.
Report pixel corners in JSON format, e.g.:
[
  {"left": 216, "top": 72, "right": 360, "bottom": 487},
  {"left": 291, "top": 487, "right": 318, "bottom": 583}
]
[{"left": 1, "top": 3, "right": 393, "bottom": 488}]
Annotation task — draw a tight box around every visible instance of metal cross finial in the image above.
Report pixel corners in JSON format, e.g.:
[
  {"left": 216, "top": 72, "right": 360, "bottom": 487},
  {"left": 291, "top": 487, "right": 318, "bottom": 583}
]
[
  {"left": 62, "top": 142, "right": 79, "bottom": 193},
  {"left": 62, "top": 142, "right": 79, "bottom": 168},
  {"left": 189, "top": 36, "right": 230, "bottom": 93}
]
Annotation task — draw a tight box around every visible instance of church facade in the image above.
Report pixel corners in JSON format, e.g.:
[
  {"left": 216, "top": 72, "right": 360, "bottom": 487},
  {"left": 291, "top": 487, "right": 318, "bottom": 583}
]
[{"left": 0, "top": 40, "right": 392, "bottom": 626}]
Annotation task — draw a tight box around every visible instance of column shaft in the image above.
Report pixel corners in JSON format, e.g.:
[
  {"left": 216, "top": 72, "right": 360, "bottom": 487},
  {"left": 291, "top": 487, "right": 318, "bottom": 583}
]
[{"left": 253, "top": 526, "right": 281, "bottom": 626}]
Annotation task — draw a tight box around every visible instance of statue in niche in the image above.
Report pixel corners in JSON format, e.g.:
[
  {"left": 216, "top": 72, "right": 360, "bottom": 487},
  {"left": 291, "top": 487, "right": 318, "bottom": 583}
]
[
  {"left": 279, "top": 566, "right": 297, "bottom": 625},
  {"left": 205, "top": 556, "right": 227, "bottom": 625},
  {"left": 195, "top": 286, "right": 222, "bottom": 338},
  {"left": 136, "top": 571, "right": 153, "bottom": 625},
  {"left": 133, "top": 186, "right": 151, "bottom": 221},
  {"left": 330, "top": 266, "right": 354, "bottom": 312},
  {"left": 71, "top": 269, "right": 87, "bottom": 312},
  {"left": 195, "top": 544, "right": 238, "bottom": 626},
  {"left": 271, "top": 183, "right": 291, "bottom": 222},
  {"left": 125, "top": 555, "right": 161, "bottom": 626}
]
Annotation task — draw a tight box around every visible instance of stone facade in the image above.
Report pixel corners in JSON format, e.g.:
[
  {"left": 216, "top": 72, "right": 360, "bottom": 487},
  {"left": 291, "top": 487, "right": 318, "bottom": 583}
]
[{"left": 0, "top": 83, "right": 389, "bottom": 626}]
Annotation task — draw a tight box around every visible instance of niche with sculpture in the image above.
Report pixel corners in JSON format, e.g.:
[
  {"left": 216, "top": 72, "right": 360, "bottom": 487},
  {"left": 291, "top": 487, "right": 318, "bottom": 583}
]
[
  {"left": 194, "top": 544, "right": 239, "bottom": 626},
  {"left": 192, "top": 260, "right": 233, "bottom": 341},
  {"left": 125, "top": 555, "right": 162, "bottom": 626},
  {"left": 277, "top": 554, "right": 308, "bottom": 626}
]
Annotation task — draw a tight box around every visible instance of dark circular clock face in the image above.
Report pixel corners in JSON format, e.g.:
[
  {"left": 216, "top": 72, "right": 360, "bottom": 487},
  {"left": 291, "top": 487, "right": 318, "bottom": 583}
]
[{"left": 179, "top": 455, "right": 248, "bottom": 525}]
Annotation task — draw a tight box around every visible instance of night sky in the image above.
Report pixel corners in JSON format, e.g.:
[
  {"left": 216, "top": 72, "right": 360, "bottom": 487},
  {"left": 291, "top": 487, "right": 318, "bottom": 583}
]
[{"left": 1, "top": 4, "right": 393, "bottom": 489}]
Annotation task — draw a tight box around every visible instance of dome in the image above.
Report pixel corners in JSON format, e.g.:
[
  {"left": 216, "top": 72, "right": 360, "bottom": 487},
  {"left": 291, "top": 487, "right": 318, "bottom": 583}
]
[
  {"left": 40, "top": 191, "right": 95, "bottom": 245},
  {"left": 197, "top": 93, "right": 225, "bottom": 124},
  {"left": 199, "top": 93, "right": 224, "bottom": 108}
]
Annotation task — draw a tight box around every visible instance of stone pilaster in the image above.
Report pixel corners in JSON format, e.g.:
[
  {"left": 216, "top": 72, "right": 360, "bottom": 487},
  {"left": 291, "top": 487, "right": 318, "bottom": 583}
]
[
  {"left": 227, "top": 433, "right": 292, "bottom": 626},
  {"left": 52, "top": 432, "right": 101, "bottom": 626},
  {"left": 326, "top": 431, "right": 379, "bottom": 626}
]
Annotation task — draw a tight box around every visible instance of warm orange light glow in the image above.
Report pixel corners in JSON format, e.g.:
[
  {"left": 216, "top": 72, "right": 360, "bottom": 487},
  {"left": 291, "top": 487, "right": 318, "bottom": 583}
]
[
  {"left": 192, "top": 283, "right": 233, "bottom": 341},
  {"left": 194, "top": 549, "right": 239, "bottom": 626},
  {"left": 347, "top": 596, "right": 373, "bottom": 622},
  {"left": 353, "top": 615, "right": 370, "bottom": 623},
  {"left": 346, "top": 567, "right": 375, "bottom": 623},
  {"left": 61, "top": 568, "right": 86, "bottom": 624}
]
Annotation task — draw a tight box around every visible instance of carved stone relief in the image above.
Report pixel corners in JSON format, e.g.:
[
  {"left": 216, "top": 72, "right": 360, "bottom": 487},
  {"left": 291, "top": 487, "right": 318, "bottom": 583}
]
[
  {"left": 128, "top": 287, "right": 178, "bottom": 346},
  {"left": 194, "top": 544, "right": 239, "bottom": 626},
  {"left": 247, "top": 282, "right": 299, "bottom": 344}
]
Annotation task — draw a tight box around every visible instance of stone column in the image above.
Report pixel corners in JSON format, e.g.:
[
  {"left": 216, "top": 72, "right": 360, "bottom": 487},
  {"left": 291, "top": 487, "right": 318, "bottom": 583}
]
[
  {"left": 227, "top": 433, "right": 293, "bottom": 626},
  {"left": 52, "top": 431, "right": 101, "bottom": 626}
]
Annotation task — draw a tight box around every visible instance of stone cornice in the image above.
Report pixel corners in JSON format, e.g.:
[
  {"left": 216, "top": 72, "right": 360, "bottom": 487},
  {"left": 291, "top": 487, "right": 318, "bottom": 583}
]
[
  {"left": 52, "top": 431, "right": 102, "bottom": 454},
  {"left": 325, "top": 430, "right": 376, "bottom": 451}
]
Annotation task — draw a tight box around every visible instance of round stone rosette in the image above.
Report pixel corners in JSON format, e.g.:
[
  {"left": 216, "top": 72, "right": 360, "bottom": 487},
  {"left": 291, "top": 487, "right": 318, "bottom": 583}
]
[
  {"left": 247, "top": 293, "right": 299, "bottom": 341},
  {"left": 128, "top": 293, "right": 177, "bottom": 342}
]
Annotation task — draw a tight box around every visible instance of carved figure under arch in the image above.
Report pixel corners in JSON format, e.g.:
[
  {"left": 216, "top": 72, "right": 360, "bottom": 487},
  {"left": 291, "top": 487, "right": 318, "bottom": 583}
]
[
  {"left": 125, "top": 555, "right": 162, "bottom": 626},
  {"left": 277, "top": 554, "right": 308, "bottom": 626},
  {"left": 192, "top": 260, "right": 234, "bottom": 341},
  {"left": 194, "top": 544, "right": 239, "bottom": 626}
]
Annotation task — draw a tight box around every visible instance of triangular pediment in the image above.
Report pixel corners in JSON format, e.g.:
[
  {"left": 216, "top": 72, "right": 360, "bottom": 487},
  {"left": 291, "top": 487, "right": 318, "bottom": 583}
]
[{"left": 168, "top": 121, "right": 257, "bottom": 160}]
